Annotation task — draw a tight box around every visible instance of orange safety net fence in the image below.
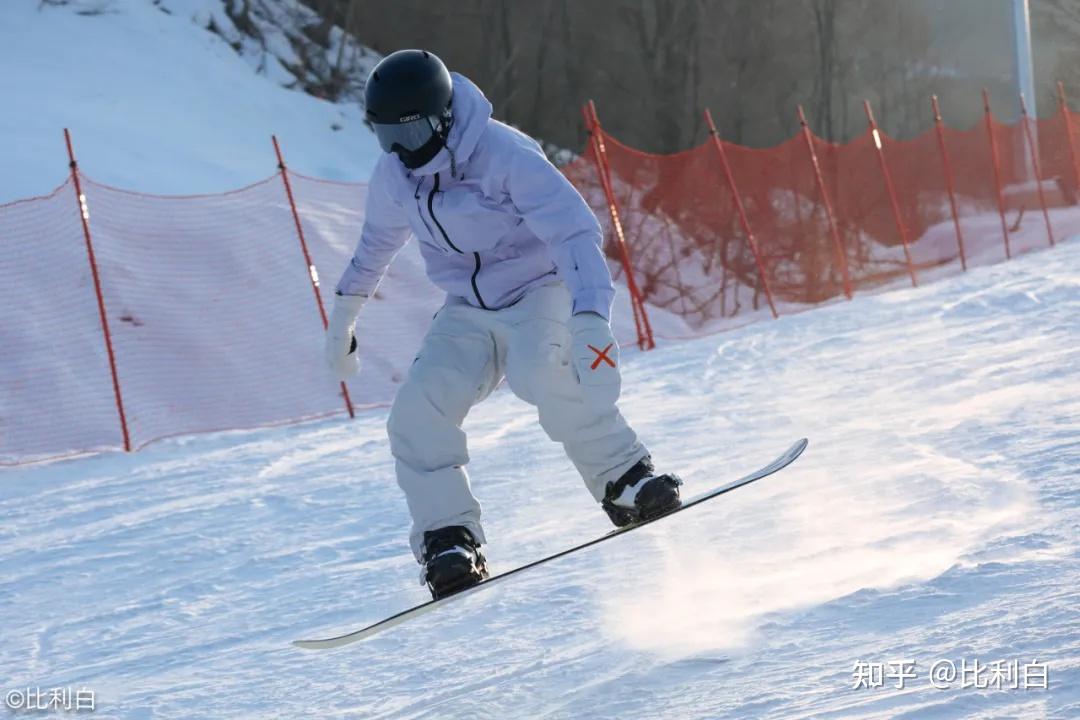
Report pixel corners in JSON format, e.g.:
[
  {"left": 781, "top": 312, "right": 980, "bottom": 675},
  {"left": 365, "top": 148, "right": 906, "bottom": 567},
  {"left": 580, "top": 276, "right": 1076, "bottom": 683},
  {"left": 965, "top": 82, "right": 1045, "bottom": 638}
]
[
  {"left": 565, "top": 97, "right": 1076, "bottom": 343},
  {"left": 0, "top": 180, "right": 128, "bottom": 460},
  {"left": 2, "top": 95, "right": 1075, "bottom": 464}
]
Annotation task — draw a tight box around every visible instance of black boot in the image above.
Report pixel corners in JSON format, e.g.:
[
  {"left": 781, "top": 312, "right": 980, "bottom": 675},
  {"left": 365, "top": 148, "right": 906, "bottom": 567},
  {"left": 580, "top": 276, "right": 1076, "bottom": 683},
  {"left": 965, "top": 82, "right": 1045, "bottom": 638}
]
[
  {"left": 421, "top": 526, "right": 489, "bottom": 600},
  {"left": 601, "top": 456, "right": 683, "bottom": 527}
]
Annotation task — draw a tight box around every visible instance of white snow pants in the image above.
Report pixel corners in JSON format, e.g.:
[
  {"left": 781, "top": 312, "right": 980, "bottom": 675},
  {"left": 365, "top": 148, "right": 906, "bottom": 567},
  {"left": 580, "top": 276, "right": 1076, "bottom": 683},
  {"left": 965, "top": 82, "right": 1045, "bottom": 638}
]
[{"left": 387, "top": 282, "right": 647, "bottom": 560}]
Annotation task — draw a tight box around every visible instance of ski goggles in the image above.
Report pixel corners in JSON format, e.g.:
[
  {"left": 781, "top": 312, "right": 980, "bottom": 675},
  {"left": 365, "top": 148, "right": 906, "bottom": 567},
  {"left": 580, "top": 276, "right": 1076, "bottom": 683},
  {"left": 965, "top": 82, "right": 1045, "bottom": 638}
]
[{"left": 372, "top": 114, "right": 443, "bottom": 154}]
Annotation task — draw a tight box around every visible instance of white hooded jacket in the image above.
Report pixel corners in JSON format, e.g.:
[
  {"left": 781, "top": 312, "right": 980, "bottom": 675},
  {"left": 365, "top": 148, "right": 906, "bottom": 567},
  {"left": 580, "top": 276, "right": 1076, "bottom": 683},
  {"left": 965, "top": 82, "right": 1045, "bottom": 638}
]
[{"left": 335, "top": 73, "right": 616, "bottom": 318}]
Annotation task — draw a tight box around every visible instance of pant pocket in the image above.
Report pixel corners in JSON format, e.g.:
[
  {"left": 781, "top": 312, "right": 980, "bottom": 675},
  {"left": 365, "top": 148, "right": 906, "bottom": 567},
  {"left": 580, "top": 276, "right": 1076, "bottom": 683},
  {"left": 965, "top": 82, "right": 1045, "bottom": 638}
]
[
  {"left": 571, "top": 338, "right": 621, "bottom": 408},
  {"left": 505, "top": 319, "right": 573, "bottom": 405}
]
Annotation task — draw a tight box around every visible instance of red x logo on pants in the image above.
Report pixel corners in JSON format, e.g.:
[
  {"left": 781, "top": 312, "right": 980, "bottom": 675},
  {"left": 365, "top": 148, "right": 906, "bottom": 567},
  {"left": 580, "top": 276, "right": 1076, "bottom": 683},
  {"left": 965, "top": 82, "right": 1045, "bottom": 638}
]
[{"left": 588, "top": 343, "right": 616, "bottom": 370}]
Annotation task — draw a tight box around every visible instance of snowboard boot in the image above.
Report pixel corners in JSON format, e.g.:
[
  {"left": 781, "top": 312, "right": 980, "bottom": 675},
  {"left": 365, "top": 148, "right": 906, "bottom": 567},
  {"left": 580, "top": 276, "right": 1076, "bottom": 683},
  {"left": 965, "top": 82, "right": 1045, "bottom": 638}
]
[
  {"left": 601, "top": 456, "right": 683, "bottom": 527},
  {"left": 420, "top": 525, "right": 489, "bottom": 600}
]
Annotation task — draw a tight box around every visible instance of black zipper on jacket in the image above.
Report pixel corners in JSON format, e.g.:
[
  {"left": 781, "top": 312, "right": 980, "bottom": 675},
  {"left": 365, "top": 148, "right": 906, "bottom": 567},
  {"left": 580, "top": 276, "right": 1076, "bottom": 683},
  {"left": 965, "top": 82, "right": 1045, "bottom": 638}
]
[
  {"left": 427, "top": 173, "right": 462, "bottom": 253},
  {"left": 414, "top": 179, "right": 435, "bottom": 241},
  {"left": 427, "top": 172, "right": 488, "bottom": 309},
  {"left": 469, "top": 253, "right": 487, "bottom": 309}
]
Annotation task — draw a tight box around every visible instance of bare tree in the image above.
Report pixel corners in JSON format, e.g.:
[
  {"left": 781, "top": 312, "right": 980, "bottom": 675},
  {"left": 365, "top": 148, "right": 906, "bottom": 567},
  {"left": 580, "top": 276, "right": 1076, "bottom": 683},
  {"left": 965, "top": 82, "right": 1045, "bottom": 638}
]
[{"left": 299, "top": 0, "right": 1021, "bottom": 153}]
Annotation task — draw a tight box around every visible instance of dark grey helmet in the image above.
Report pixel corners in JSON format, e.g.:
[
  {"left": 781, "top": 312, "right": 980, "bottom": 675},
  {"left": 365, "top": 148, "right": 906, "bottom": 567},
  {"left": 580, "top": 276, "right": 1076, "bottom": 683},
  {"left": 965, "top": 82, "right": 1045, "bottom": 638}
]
[{"left": 364, "top": 49, "right": 453, "bottom": 168}]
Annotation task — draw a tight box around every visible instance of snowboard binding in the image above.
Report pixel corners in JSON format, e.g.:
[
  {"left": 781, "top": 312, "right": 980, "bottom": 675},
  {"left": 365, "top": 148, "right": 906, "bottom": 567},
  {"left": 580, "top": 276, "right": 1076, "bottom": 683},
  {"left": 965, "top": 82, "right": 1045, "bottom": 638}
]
[
  {"left": 602, "top": 456, "right": 683, "bottom": 527},
  {"left": 420, "top": 525, "right": 489, "bottom": 600}
]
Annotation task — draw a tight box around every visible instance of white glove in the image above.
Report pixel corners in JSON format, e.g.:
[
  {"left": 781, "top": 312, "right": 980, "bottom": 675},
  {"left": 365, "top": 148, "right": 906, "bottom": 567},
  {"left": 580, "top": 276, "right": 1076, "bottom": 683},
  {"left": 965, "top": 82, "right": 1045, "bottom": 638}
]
[
  {"left": 325, "top": 292, "right": 367, "bottom": 380},
  {"left": 569, "top": 311, "right": 621, "bottom": 408}
]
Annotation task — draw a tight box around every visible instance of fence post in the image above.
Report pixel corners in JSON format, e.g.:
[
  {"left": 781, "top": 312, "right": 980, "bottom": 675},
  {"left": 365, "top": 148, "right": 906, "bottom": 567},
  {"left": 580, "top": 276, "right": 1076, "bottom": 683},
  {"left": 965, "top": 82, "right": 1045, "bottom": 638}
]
[
  {"left": 1056, "top": 81, "right": 1080, "bottom": 203},
  {"left": 703, "top": 108, "right": 778, "bottom": 318},
  {"left": 863, "top": 101, "right": 918, "bottom": 287},
  {"left": 582, "top": 104, "right": 643, "bottom": 348},
  {"left": 797, "top": 105, "right": 852, "bottom": 300},
  {"left": 983, "top": 89, "right": 1013, "bottom": 259},
  {"left": 583, "top": 101, "right": 655, "bottom": 350},
  {"left": 64, "top": 129, "right": 131, "bottom": 452},
  {"left": 931, "top": 95, "right": 968, "bottom": 271},
  {"left": 272, "top": 136, "right": 355, "bottom": 418},
  {"left": 1019, "top": 95, "right": 1056, "bottom": 247}
]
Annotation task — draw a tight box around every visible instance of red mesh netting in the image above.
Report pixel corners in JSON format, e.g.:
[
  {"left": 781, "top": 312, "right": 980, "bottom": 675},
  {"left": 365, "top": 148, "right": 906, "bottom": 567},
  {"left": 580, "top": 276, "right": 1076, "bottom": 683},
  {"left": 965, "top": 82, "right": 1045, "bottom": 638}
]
[
  {"left": 567, "top": 107, "right": 1074, "bottom": 340},
  {"left": 0, "top": 181, "right": 127, "bottom": 460},
  {"left": 2, "top": 105, "right": 1074, "bottom": 463},
  {"left": 76, "top": 175, "right": 345, "bottom": 450},
  {"left": 0, "top": 168, "right": 451, "bottom": 464}
]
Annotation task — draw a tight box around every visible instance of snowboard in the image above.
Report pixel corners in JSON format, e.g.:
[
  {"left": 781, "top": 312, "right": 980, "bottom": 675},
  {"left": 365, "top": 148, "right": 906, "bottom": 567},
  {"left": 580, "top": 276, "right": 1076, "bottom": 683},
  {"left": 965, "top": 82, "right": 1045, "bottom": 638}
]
[{"left": 293, "top": 437, "right": 808, "bottom": 650}]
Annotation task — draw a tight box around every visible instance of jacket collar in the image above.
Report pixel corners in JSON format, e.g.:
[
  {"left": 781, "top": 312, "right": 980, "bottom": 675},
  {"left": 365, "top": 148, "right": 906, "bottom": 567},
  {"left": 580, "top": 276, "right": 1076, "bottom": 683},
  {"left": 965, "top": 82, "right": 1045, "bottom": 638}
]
[{"left": 402, "top": 72, "right": 492, "bottom": 179}]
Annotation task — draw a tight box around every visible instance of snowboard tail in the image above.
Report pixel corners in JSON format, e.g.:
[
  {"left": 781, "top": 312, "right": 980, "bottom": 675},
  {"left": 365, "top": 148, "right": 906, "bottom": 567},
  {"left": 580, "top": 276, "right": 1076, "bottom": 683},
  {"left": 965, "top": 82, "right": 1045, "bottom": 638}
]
[{"left": 294, "top": 437, "right": 809, "bottom": 650}]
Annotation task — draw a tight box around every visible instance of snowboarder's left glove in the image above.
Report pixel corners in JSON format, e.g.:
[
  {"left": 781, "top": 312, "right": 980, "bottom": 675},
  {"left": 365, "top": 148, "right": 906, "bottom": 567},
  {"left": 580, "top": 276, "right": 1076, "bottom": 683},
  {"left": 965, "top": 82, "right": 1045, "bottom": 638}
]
[
  {"left": 325, "top": 292, "right": 367, "bottom": 380},
  {"left": 569, "top": 311, "right": 621, "bottom": 408}
]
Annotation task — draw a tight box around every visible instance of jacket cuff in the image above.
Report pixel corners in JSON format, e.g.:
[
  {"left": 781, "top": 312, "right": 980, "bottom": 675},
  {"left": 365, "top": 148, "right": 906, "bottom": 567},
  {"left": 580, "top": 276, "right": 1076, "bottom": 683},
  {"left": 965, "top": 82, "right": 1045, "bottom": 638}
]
[
  {"left": 334, "top": 257, "right": 380, "bottom": 297},
  {"left": 571, "top": 288, "right": 615, "bottom": 320},
  {"left": 334, "top": 290, "right": 368, "bottom": 310}
]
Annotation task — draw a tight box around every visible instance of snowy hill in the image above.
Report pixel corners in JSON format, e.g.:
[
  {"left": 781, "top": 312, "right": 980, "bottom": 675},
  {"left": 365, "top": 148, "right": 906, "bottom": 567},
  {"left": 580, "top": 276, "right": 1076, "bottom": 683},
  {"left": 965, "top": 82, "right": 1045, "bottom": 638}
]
[
  {"left": 0, "top": 0, "right": 380, "bottom": 202},
  {"left": 3, "top": 237, "right": 1076, "bottom": 718},
  {"left": 2, "top": 4, "right": 1077, "bottom": 715}
]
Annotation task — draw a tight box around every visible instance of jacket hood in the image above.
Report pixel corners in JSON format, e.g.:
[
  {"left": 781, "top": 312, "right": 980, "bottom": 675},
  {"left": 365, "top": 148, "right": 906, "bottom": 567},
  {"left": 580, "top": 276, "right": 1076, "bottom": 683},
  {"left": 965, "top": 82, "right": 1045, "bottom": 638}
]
[{"left": 410, "top": 72, "right": 492, "bottom": 177}]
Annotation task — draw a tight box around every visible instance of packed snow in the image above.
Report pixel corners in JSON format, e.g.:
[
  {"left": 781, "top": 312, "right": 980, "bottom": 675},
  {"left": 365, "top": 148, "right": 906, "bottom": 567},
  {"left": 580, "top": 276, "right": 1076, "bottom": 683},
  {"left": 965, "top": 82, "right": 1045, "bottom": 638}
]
[
  {"left": 2, "top": 2, "right": 1078, "bottom": 718},
  {"left": 3, "top": 237, "right": 1077, "bottom": 718}
]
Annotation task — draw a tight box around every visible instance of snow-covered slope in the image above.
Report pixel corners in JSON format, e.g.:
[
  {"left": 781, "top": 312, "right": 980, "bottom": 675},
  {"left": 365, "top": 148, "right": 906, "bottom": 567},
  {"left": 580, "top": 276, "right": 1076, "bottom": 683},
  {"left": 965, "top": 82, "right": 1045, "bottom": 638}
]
[
  {"left": 0, "top": 0, "right": 694, "bottom": 465},
  {"left": 3, "top": 238, "right": 1076, "bottom": 718},
  {"left": 0, "top": 0, "right": 380, "bottom": 202}
]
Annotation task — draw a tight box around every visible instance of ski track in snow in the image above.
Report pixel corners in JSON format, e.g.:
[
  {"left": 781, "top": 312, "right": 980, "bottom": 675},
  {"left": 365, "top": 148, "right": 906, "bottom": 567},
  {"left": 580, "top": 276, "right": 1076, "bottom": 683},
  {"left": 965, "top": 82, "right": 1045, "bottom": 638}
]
[{"left": 2, "top": 241, "right": 1079, "bottom": 719}]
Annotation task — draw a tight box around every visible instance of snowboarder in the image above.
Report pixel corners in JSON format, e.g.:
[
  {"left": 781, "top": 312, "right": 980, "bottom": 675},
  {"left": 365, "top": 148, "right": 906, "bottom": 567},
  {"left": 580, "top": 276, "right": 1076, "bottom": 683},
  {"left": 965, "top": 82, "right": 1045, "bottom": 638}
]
[{"left": 325, "top": 49, "right": 681, "bottom": 600}]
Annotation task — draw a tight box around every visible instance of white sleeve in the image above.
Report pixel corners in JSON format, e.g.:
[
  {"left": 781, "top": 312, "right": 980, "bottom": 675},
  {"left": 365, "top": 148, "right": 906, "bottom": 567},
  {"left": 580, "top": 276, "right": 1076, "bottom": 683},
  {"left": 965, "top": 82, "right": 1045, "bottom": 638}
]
[
  {"left": 505, "top": 139, "right": 615, "bottom": 319},
  {"left": 335, "top": 161, "right": 413, "bottom": 297}
]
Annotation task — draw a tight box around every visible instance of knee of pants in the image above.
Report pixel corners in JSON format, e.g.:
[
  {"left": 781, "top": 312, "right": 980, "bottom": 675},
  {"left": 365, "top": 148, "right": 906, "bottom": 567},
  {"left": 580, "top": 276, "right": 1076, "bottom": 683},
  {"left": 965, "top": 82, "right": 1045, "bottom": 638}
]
[
  {"left": 386, "top": 374, "right": 470, "bottom": 470},
  {"left": 386, "top": 381, "right": 420, "bottom": 447},
  {"left": 534, "top": 395, "right": 620, "bottom": 445}
]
